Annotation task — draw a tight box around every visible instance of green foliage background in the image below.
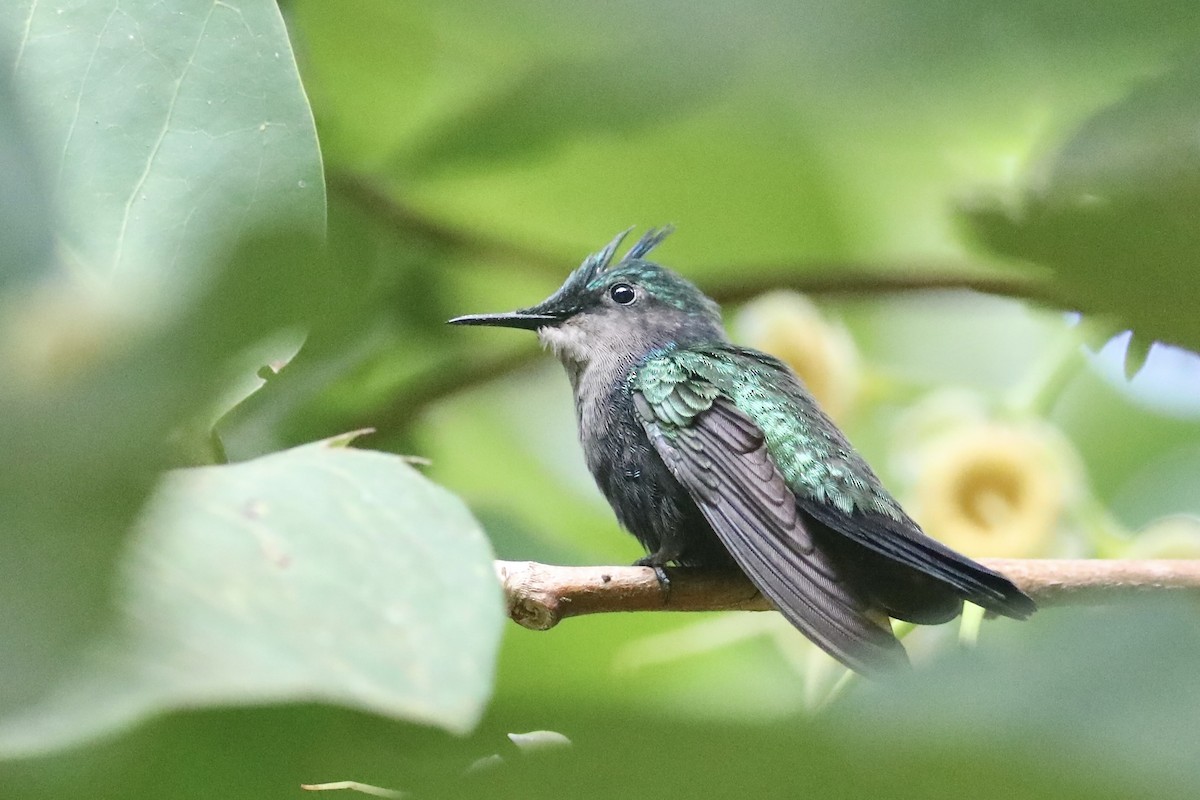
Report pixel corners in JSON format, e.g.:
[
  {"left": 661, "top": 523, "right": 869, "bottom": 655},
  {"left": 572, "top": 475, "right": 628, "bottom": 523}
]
[{"left": 2, "top": 1, "right": 1200, "bottom": 798}]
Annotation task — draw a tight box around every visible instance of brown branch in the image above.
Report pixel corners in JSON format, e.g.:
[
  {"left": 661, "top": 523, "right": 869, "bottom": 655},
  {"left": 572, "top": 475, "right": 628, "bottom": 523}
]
[{"left": 495, "top": 559, "right": 1200, "bottom": 630}]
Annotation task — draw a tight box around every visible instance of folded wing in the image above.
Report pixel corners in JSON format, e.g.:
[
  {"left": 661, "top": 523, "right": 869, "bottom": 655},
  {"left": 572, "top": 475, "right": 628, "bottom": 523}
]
[{"left": 635, "top": 393, "right": 908, "bottom": 676}]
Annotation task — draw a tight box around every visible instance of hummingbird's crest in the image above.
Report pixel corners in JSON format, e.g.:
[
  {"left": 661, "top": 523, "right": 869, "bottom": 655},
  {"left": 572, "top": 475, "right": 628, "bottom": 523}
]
[
  {"left": 579, "top": 225, "right": 676, "bottom": 285},
  {"left": 595, "top": 225, "right": 719, "bottom": 319},
  {"left": 525, "top": 226, "right": 677, "bottom": 317},
  {"left": 616, "top": 225, "right": 675, "bottom": 267}
]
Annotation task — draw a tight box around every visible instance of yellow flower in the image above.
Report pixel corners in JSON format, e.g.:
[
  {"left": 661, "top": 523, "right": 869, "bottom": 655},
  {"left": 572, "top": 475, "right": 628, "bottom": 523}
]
[
  {"left": 909, "top": 420, "right": 1081, "bottom": 559},
  {"left": 1, "top": 281, "right": 132, "bottom": 393},
  {"left": 733, "top": 291, "right": 861, "bottom": 421}
]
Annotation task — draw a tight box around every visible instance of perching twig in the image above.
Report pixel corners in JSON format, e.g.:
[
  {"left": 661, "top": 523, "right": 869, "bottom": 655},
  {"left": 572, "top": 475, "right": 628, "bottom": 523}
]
[{"left": 495, "top": 559, "right": 1200, "bottom": 630}]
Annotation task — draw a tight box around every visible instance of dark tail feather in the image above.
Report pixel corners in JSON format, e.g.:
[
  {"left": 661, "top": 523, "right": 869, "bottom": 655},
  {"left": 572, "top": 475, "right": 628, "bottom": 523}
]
[{"left": 801, "top": 504, "right": 1037, "bottom": 621}]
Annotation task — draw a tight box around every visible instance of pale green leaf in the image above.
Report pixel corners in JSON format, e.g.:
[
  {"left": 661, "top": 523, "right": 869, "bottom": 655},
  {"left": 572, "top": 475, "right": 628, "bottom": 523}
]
[
  {"left": 0, "top": 439, "right": 503, "bottom": 756},
  {"left": 1, "top": 0, "right": 325, "bottom": 298},
  {"left": 0, "top": 67, "right": 51, "bottom": 290},
  {"left": 0, "top": 0, "right": 328, "bottom": 715}
]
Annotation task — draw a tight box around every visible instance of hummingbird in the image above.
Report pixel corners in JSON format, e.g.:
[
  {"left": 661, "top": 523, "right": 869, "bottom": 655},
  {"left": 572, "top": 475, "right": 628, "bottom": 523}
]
[{"left": 450, "top": 227, "right": 1035, "bottom": 675}]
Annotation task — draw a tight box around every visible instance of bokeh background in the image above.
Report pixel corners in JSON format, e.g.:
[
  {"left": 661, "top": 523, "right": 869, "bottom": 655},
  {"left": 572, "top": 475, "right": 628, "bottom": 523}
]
[{"left": 2, "top": 1, "right": 1200, "bottom": 798}]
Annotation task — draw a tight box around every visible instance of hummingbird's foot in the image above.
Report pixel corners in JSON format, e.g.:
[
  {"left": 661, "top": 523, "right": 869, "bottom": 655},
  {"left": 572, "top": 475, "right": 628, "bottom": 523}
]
[{"left": 633, "top": 556, "right": 672, "bottom": 601}]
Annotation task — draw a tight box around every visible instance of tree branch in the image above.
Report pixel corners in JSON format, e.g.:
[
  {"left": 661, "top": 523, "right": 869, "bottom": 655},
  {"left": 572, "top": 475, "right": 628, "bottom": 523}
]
[
  {"left": 329, "top": 171, "right": 567, "bottom": 272},
  {"left": 351, "top": 346, "right": 543, "bottom": 437},
  {"left": 331, "top": 170, "right": 1061, "bottom": 306},
  {"left": 495, "top": 559, "right": 1200, "bottom": 630},
  {"left": 706, "top": 270, "right": 1064, "bottom": 308},
  {"left": 333, "top": 171, "right": 1069, "bottom": 431}
]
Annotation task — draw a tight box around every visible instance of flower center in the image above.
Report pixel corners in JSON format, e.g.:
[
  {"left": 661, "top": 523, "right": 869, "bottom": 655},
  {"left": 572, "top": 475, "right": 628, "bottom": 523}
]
[{"left": 957, "top": 462, "right": 1023, "bottom": 531}]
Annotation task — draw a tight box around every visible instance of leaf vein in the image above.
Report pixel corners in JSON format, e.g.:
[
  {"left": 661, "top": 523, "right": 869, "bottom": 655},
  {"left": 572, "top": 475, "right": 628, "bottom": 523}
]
[{"left": 110, "top": 0, "right": 220, "bottom": 274}]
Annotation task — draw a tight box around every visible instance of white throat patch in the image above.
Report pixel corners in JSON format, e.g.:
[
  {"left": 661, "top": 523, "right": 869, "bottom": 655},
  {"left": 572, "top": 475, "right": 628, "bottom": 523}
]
[{"left": 537, "top": 322, "right": 590, "bottom": 367}]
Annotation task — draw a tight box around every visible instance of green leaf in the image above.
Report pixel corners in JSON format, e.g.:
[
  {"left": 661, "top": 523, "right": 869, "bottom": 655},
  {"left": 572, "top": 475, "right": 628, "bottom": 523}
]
[
  {"left": 0, "top": 0, "right": 328, "bottom": 716},
  {"left": 3, "top": 601, "right": 1197, "bottom": 798},
  {"left": 0, "top": 66, "right": 52, "bottom": 290},
  {"left": 846, "top": 600, "right": 1200, "bottom": 795},
  {"left": 0, "top": 438, "right": 503, "bottom": 756},
  {"left": 0, "top": 0, "right": 325, "bottom": 297},
  {"left": 964, "top": 59, "right": 1200, "bottom": 352},
  {"left": 1122, "top": 333, "right": 1154, "bottom": 380},
  {"left": 0, "top": 226, "right": 324, "bottom": 716}
]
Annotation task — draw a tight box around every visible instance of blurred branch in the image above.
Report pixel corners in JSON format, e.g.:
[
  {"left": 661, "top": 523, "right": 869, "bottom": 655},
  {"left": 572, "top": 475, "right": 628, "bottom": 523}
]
[
  {"left": 365, "top": 263, "right": 1059, "bottom": 434},
  {"left": 706, "top": 271, "right": 1062, "bottom": 307},
  {"left": 496, "top": 559, "right": 1200, "bottom": 630},
  {"left": 331, "top": 169, "right": 1061, "bottom": 304},
  {"left": 336, "top": 170, "right": 1067, "bottom": 433},
  {"left": 348, "top": 346, "right": 543, "bottom": 436},
  {"left": 364, "top": 268, "right": 1060, "bottom": 435},
  {"left": 329, "top": 171, "right": 565, "bottom": 271}
]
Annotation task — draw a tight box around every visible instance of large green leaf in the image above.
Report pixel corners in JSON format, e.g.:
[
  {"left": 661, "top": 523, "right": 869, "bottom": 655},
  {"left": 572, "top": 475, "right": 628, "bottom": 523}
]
[
  {"left": 0, "top": 438, "right": 503, "bottom": 756},
  {"left": 347, "top": 600, "right": 1193, "bottom": 799},
  {"left": 1, "top": 0, "right": 324, "bottom": 298},
  {"left": 0, "top": 0, "right": 327, "bottom": 716},
  {"left": 846, "top": 600, "right": 1200, "bottom": 796},
  {"left": 1, "top": 588, "right": 1196, "bottom": 798},
  {"left": 0, "top": 68, "right": 51, "bottom": 290},
  {"left": 0, "top": 227, "right": 326, "bottom": 717},
  {"left": 0, "top": 53, "right": 65, "bottom": 716}
]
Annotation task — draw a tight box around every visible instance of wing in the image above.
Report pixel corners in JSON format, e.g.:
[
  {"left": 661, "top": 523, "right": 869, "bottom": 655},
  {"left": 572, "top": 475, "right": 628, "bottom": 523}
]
[
  {"left": 633, "top": 389, "right": 908, "bottom": 676},
  {"left": 729, "top": 352, "right": 1037, "bottom": 622}
]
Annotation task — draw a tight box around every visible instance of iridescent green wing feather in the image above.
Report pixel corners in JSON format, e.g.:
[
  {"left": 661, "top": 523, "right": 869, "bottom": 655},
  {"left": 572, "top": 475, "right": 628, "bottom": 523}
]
[
  {"left": 637, "top": 347, "right": 899, "bottom": 514},
  {"left": 677, "top": 345, "right": 1034, "bottom": 620},
  {"left": 632, "top": 349, "right": 908, "bottom": 675},
  {"left": 636, "top": 345, "right": 1035, "bottom": 627}
]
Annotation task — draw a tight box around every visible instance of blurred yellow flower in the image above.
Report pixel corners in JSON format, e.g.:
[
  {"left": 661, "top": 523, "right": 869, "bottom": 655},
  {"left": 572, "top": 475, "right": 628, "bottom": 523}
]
[
  {"left": 1, "top": 281, "right": 131, "bottom": 393},
  {"left": 909, "top": 420, "right": 1081, "bottom": 559},
  {"left": 733, "top": 291, "right": 860, "bottom": 421}
]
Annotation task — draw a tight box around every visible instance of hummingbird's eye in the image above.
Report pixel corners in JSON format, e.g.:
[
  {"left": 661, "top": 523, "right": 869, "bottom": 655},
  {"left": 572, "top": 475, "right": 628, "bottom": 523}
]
[{"left": 609, "top": 283, "right": 637, "bottom": 305}]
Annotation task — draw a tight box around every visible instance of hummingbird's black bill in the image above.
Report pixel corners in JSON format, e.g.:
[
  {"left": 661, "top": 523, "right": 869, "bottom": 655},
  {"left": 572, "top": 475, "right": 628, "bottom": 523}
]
[{"left": 447, "top": 311, "right": 559, "bottom": 330}]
